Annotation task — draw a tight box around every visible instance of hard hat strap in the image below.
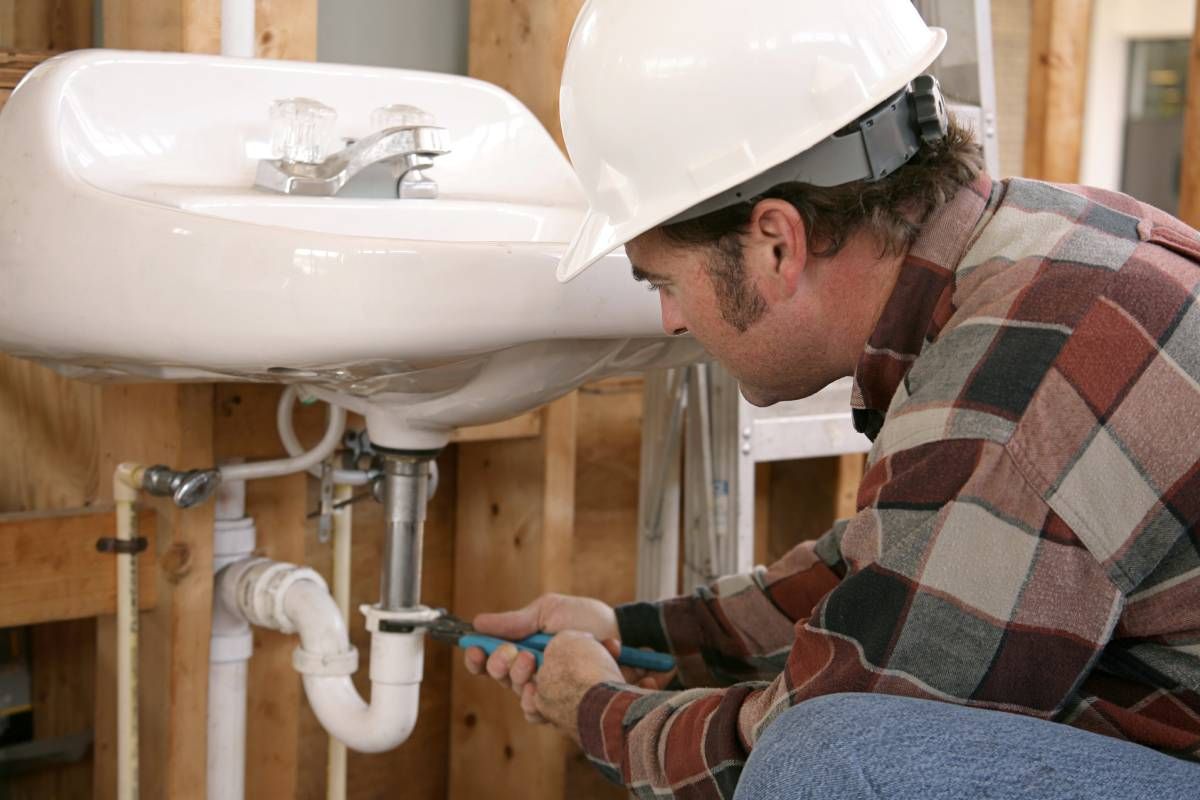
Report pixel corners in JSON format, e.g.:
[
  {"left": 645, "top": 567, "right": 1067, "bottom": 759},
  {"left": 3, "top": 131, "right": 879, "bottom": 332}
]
[{"left": 666, "top": 75, "right": 950, "bottom": 226}]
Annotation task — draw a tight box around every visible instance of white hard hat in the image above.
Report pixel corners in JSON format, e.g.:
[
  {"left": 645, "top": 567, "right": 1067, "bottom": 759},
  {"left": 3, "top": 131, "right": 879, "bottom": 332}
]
[{"left": 556, "top": 0, "right": 948, "bottom": 283}]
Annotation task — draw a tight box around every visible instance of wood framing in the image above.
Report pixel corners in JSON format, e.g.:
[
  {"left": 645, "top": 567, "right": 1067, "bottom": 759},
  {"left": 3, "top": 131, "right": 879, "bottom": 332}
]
[
  {"left": 449, "top": 394, "right": 578, "bottom": 800},
  {"left": 0, "top": 507, "right": 157, "bottom": 628},
  {"left": 0, "top": 1, "right": 92, "bottom": 51},
  {"left": 1023, "top": 0, "right": 1094, "bottom": 181},
  {"left": 92, "top": 384, "right": 217, "bottom": 800},
  {"left": 1179, "top": 0, "right": 1200, "bottom": 226},
  {"left": 468, "top": 0, "right": 586, "bottom": 149}
]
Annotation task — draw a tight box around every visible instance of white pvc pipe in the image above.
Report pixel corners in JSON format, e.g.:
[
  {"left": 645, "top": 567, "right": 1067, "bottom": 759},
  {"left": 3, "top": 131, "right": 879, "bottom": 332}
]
[
  {"left": 114, "top": 465, "right": 142, "bottom": 800},
  {"left": 208, "top": 482, "right": 255, "bottom": 800},
  {"left": 327, "top": 485, "right": 353, "bottom": 800},
  {"left": 277, "top": 387, "right": 375, "bottom": 487},
  {"left": 206, "top": 661, "right": 248, "bottom": 800},
  {"left": 220, "top": 402, "right": 347, "bottom": 483},
  {"left": 221, "top": 0, "right": 256, "bottom": 58},
  {"left": 302, "top": 677, "right": 420, "bottom": 754},
  {"left": 283, "top": 580, "right": 423, "bottom": 753}
]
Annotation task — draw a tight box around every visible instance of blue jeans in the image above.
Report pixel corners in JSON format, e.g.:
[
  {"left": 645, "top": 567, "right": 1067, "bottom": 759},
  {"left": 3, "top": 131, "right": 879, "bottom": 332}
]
[{"left": 734, "top": 694, "right": 1199, "bottom": 800}]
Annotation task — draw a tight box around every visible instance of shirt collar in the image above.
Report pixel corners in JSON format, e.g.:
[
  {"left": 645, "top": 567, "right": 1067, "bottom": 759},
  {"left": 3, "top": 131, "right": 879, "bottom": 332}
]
[{"left": 851, "top": 173, "right": 997, "bottom": 439}]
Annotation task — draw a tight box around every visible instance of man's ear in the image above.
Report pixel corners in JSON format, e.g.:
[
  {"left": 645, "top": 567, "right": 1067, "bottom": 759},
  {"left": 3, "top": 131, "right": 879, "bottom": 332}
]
[{"left": 745, "top": 198, "right": 807, "bottom": 299}]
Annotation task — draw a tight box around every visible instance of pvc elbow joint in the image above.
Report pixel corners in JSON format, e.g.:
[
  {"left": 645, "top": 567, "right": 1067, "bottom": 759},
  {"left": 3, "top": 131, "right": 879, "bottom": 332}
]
[{"left": 224, "top": 560, "right": 427, "bottom": 754}]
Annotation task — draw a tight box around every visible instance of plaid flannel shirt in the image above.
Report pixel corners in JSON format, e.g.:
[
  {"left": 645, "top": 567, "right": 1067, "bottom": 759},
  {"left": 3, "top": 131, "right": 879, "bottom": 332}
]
[{"left": 577, "top": 174, "right": 1200, "bottom": 798}]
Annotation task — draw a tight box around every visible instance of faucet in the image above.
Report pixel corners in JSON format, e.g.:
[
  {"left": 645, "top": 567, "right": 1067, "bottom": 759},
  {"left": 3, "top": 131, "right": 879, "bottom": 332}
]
[{"left": 255, "top": 101, "right": 451, "bottom": 198}]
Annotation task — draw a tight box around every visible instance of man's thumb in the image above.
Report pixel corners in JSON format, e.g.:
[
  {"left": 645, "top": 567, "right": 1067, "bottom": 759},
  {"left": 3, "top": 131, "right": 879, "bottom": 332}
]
[{"left": 473, "top": 601, "right": 541, "bottom": 639}]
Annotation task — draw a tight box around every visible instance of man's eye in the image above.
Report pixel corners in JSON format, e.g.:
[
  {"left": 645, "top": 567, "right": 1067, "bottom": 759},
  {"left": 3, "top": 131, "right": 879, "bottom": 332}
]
[{"left": 647, "top": 283, "right": 667, "bottom": 293}]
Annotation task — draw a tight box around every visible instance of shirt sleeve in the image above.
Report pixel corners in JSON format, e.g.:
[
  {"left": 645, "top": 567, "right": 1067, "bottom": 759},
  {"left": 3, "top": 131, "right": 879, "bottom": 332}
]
[
  {"left": 577, "top": 436, "right": 1126, "bottom": 797},
  {"left": 613, "top": 528, "right": 845, "bottom": 687}
]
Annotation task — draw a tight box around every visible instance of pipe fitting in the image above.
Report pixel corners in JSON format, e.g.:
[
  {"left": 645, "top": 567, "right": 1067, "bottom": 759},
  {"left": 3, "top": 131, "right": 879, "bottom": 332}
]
[
  {"left": 142, "top": 465, "right": 222, "bottom": 508},
  {"left": 221, "top": 558, "right": 328, "bottom": 634}
]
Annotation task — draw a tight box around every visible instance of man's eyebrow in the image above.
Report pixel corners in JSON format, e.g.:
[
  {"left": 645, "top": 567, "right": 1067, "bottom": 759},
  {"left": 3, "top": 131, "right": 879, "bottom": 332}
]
[{"left": 631, "top": 264, "right": 666, "bottom": 282}]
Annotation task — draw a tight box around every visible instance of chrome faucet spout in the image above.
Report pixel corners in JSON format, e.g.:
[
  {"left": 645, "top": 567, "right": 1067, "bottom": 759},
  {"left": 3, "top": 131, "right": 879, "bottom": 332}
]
[{"left": 255, "top": 125, "right": 451, "bottom": 197}]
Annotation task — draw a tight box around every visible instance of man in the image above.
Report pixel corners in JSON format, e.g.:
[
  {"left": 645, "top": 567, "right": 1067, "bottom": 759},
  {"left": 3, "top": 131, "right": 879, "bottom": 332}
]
[{"left": 466, "top": 1, "right": 1200, "bottom": 798}]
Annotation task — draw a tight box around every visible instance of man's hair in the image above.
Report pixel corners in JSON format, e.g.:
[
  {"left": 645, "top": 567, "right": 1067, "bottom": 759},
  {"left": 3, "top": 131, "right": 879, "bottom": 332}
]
[{"left": 659, "top": 118, "right": 984, "bottom": 331}]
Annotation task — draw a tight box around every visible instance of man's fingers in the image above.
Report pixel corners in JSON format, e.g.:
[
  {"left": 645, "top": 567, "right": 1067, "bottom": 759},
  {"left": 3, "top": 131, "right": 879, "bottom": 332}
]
[
  {"left": 474, "top": 600, "right": 542, "bottom": 640},
  {"left": 464, "top": 646, "right": 486, "bottom": 675},
  {"left": 520, "top": 682, "right": 546, "bottom": 724},
  {"left": 508, "top": 650, "right": 537, "bottom": 694},
  {"left": 485, "top": 643, "right": 518, "bottom": 688}
]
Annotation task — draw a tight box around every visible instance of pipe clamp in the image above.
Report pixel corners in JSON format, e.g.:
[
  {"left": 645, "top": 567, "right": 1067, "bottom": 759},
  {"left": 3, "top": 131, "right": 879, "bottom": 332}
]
[{"left": 293, "top": 645, "right": 359, "bottom": 676}]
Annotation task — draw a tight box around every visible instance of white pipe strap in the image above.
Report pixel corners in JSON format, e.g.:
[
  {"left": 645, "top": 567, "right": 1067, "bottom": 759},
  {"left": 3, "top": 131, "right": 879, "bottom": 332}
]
[{"left": 293, "top": 646, "right": 359, "bottom": 676}]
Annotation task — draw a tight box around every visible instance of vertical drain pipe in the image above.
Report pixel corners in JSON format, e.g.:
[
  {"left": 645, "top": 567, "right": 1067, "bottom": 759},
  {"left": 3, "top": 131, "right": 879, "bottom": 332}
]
[
  {"left": 208, "top": 478, "right": 256, "bottom": 800},
  {"left": 380, "top": 456, "right": 432, "bottom": 610}
]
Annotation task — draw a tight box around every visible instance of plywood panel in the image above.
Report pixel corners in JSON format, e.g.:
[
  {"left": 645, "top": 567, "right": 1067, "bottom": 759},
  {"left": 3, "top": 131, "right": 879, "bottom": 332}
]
[
  {"left": 567, "top": 378, "right": 642, "bottom": 800},
  {"left": 765, "top": 455, "right": 865, "bottom": 565},
  {"left": 449, "top": 395, "right": 577, "bottom": 800}
]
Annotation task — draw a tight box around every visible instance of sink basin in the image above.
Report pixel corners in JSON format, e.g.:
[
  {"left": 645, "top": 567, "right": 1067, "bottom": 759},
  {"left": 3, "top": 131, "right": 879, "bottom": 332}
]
[{"left": 0, "top": 50, "right": 700, "bottom": 449}]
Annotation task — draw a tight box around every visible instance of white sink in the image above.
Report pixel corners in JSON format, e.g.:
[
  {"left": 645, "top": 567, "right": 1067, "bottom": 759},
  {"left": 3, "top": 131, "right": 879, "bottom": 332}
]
[{"left": 0, "top": 51, "right": 700, "bottom": 449}]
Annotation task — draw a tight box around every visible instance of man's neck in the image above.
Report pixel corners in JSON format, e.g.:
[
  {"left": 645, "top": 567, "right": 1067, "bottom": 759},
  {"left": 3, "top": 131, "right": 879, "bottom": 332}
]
[{"left": 816, "top": 233, "right": 909, "bottom": 378}]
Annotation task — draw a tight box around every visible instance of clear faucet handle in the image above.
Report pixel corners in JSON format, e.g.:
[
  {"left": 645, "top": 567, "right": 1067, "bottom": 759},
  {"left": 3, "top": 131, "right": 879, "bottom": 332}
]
[
  {"left": 371, "top": 104, "right": 437, "bottom": 130},
  {"left": 269, "top": 97, "right": 337, "bottom": 164}
]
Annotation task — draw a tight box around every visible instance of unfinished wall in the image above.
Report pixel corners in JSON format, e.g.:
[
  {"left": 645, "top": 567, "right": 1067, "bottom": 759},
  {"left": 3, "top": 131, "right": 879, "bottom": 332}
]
[{"left": 991, "top": 0, "right": 1032, "bottom": 177}]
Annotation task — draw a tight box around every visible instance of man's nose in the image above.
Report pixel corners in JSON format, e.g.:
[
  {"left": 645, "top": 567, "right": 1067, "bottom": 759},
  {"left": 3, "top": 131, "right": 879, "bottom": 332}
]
[{"left": 659, "top": 295, "right": 688, "bottom": 337}]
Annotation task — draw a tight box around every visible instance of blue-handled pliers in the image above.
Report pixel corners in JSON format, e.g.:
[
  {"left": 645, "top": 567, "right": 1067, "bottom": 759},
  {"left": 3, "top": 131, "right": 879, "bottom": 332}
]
[{"left": 422, "top": 612, "right": 675, "bottom": 672}]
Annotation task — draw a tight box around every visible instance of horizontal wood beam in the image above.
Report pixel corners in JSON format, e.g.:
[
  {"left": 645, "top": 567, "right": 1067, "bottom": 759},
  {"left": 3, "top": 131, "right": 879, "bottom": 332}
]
[{"left": 0, "top": 506, "right": 157, "bottom": 628}]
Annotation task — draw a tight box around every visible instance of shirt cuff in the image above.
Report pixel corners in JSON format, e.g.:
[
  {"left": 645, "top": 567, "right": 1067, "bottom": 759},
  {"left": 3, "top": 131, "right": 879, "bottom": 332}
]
[
  {"left": 577, "top": 681, "right": 645, "bottom": 786},
  {"left": 614, "top": 601, "right": 672, "bottom": 652}
]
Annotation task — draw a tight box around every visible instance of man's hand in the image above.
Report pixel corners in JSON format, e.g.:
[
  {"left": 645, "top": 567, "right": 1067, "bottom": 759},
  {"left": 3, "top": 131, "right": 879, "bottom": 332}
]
[
  {"left": 463, "top": 593, "right": 675, "bottom": 733},
  {"left": 463, "top": 593, "right": 618, "bottom": 698},
  {"left": 523, "top": 631, "right": 624, "bottom": 741}
]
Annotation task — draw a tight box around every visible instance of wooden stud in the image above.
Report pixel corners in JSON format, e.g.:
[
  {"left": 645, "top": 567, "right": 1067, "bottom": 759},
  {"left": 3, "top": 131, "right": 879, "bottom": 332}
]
[
  {"left": 566, "top": 377, "right": 645, "bottom": 800},
  {"left": 834, "top": 454, "right": 865, "bottom": 521},
  {"left": 1023, "top": 0, "right": 1094, "bottom": 182},
  {"left": 468, "top": 0, "right": 586, "bottom": 150},
  {"left": 255, "top": 0, "right": 317, "bottom": 60},
  {"left": 93, "top": 384, "right": 216, "bottom": 800},
  {"left": 1178, "top": 0, "right": 1200, "bottom": 226},
  {"left": 0, "top": 354, "right": 103, "bottom": 799},
  {"left": 450, "top": 410, "right": 542, "bottom": 444},
  {"left": 449, "top": 395, "right": 578, "bottom": 800},
  {"left": 0, "top": 0, "right": 92, "bottom": 51},
  {"left": 0, "top": 507, "right": 157, "bottom": 627}
]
